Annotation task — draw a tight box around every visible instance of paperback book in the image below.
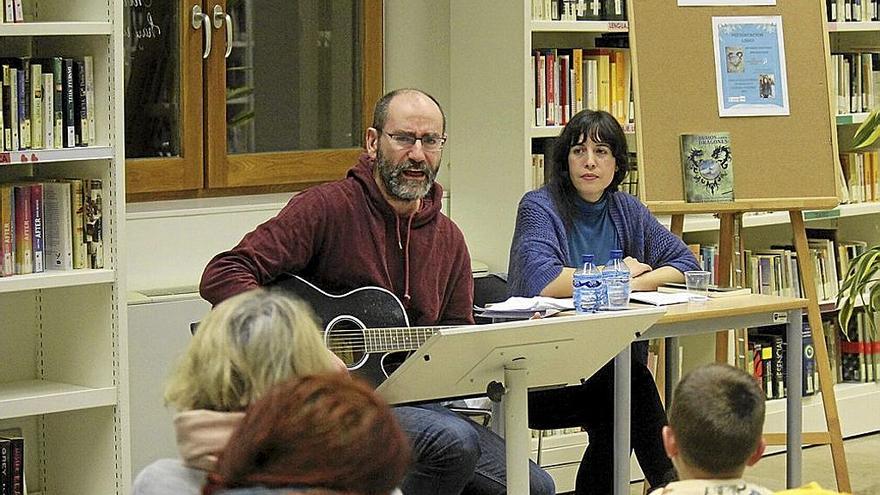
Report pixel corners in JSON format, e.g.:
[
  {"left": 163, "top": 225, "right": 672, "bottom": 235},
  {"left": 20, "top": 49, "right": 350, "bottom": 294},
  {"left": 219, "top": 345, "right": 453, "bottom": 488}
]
[{"left": 680, "top": 132, "right": 734, "bottom": 203}]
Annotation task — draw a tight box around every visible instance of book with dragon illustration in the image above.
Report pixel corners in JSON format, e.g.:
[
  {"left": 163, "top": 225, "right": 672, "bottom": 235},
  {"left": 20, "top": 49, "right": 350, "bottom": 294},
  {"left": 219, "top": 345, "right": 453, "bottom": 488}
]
[{"left": 680, "top": 132, "right": 734, "bottom": 203}]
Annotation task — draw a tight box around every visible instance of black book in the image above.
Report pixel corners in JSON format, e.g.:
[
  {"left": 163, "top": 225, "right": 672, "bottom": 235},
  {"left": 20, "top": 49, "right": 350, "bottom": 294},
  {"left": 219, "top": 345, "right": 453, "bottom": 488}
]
[
  {"left": 62, "top": 58, "right": 75, "bottom": 148},
  {"left": 0, "top": 438, "right": 10, "bottom": 495}
]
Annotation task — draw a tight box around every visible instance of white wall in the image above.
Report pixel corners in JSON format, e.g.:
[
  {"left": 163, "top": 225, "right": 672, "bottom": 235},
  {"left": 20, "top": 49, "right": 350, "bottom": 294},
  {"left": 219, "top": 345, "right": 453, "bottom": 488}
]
[{"left": 126, "top": 3, "right": 453, "bottom": 292}]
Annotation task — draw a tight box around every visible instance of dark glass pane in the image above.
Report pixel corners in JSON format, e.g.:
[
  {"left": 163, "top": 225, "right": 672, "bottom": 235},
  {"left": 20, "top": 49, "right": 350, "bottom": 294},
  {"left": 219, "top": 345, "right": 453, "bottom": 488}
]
[
  {"left": 123, "top": 3, "right": 181, "bottom": 158},
  {"left": 227, "top": 0, "right": 362, "bottom": 154}
]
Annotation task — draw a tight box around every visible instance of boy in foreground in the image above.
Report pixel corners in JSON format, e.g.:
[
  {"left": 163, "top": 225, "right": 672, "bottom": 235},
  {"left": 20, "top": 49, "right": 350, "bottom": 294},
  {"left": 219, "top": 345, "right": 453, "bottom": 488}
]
[{"left": 657, "top": 363, "right": 773, "bottom": 495}]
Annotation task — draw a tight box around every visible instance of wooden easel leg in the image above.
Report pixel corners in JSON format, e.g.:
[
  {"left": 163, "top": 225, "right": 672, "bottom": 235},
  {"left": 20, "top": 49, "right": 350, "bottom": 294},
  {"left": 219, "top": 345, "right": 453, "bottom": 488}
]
[
  {"left": 670, "top": 214, "right": 684, "bottom": 238},
  {"left": 714, "top": 214, "right": 736, "bottom": 363},
  {"left": 789, "top": 210, "right": 852, "bottom": 492}
]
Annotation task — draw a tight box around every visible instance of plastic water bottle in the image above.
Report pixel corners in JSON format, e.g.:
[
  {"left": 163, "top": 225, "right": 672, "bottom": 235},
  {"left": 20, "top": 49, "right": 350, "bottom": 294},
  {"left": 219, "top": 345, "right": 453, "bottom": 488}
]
[
  {"left": 604, "top": 249, "right": 631, "bottom": 309},
  {"left": 573, "top": 254, "right": 604, "bottom": 313}
]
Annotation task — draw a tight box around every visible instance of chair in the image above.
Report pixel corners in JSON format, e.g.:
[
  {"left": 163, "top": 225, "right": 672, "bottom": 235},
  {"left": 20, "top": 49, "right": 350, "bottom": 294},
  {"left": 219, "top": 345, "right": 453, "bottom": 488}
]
[{"left": 473, "top": 272, "right": 510, "bottom": 325}]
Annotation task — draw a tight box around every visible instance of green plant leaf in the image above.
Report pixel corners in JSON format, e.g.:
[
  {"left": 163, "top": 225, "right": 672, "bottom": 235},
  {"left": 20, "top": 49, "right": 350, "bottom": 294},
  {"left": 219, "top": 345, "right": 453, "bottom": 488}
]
[
  {"left": 837, "top": 245, "right": 880, "bottom": 331},
  {"left": 851, "top": 107, "right": 880, "bottom": 149}
]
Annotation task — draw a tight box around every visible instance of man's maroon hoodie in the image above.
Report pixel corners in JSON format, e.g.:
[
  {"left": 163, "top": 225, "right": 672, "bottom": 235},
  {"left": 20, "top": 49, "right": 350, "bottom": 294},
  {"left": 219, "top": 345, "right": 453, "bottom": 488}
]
[{"left": 199, "top": 153, "right": 475, "bottom": 326}]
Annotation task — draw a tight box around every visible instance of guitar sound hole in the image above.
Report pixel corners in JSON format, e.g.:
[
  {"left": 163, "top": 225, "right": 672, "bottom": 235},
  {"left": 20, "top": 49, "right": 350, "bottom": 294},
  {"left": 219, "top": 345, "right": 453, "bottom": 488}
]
[{"left": 326, "top": 321, "right": 366, "bottom": 368}]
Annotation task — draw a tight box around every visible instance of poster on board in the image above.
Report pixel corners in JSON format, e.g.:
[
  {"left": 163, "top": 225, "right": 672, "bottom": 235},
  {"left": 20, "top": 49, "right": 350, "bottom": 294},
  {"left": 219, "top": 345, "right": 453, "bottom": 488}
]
[{"left": 712, "top": 16, "right": 790, "bottom": 117}]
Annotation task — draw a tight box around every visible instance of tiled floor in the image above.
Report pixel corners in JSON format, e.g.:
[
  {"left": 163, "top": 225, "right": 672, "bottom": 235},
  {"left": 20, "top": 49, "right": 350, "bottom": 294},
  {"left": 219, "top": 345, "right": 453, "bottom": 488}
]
[
  {"left": 743, "top": 433, "right": 880, "bottom": 495},
  {"left": 626, "top": 433, "right": 880, "bottom": 495}
]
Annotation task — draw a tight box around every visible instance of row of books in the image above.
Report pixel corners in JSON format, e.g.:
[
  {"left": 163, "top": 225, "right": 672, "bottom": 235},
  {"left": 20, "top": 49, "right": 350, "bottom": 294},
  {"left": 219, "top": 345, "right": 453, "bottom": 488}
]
[
  {"left": 831, "top": 52, "right": 879, "bottom": 116},
  {"left": 0, "top": 432, "right": 25, "bottom": 495},
  {"left": 826, "top": 0, "right": 880, "bottom": 22},
  {"left": 746, "top": 326, "right": 812, "bottom": 399},
  {"left": 839, "top": 150, "right": 879, "bottom": 203},
  {"left": 0, "top": 178, "right": 103, "bottom": 277},
  {"left": 532, "top": 0, "right": 626, "bottom": 22},
  {"left": 1, "top": 56, "right": 96, "bottom": 153},
  {"left": 834, "top": 311, "right": 880, "bottom": 384},
  {"left": 532, "top": 47, "right": 632, "bottom": 128},
  {"left": 689, "top": 231, "right": 862, "bottom": 303},
  {"left": 530, "top": 154, "right": 546, "bottom": 190},
  {"left": 1, "top": 0, "right": 22, "bottom": 23}
]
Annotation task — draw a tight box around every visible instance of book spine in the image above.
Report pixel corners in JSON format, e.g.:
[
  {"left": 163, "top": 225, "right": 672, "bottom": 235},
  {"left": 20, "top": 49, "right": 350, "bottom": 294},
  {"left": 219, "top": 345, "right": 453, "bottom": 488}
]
[
  {"left": 84, "top": 55, "right": 96, "bottom": 144},
  {"left": 0, "top": 65, "right": 6, "bottom": 151},
  {"left": 41, "top": 74, "right": 53, "bottom": 150},
  {"left": 802, "top": 322, "right": 816, "bottom": 396},
  {"left": 0, "top": 185, "right": 14, "bottom": 276},
  {"left": 52, "top": 57, "right": 62, "bottom": 149},
  {"left": 74, "top": 59, "right": 87, "bottom": 146},
  {"left": 11, "top": 0, "right": 21, "bottom": 22},
  {"left": 30, "top": 183, "right": 43, "bottom": 273},
  {"left": 9, "top": 67, "right": 18, "bottom": 151},
  {"left": 8, "top": 437, "right": 22, "bottom": 495},
  {"left": 85, "top": 178, "right": 103, "bottom": 269},
  {"left": 30, "top": 63, "right": 41, "bottom": 149},
  {"left": 69, "top": 178, "right": 86, "bottom": 269},
  {"left": 18, "top": 59, "right": 29, "bottom": 149},
  {"left": 13, "top": 185, "right": 31, "bottom": 275},
  {"left": 62, "top": 59, "right": 75, "bottom": 148},
  {"left": 42, "top": 181, "right": 73, "bottom": 271},
  {"left": 0, "top": 439, "right": 10, "bottom": 495}
]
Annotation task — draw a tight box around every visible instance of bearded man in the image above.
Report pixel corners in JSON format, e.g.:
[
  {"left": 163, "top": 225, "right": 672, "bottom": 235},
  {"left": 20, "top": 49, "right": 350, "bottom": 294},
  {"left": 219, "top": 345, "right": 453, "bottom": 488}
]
[{"left": 199, "top": 88, "right": 554, "bottom": 495}]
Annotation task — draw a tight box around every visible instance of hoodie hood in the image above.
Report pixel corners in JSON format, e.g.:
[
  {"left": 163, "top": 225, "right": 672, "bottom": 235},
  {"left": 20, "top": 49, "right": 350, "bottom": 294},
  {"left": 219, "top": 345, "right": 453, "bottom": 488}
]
[
  {"left": 174, "top": 409, "right": 245, "bottom": 472},
  {"left": 348, "top": 153, "right": 444, "bottom": 228}
]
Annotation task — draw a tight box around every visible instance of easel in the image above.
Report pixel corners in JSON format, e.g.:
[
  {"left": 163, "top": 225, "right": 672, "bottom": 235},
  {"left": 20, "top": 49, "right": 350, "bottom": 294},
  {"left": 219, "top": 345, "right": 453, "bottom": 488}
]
[
  {"left": 628, "top": 0, "right": 851, "bottom": 489},
  {"left": 667, "top": 209, "right": 851, "bottom": 493}
]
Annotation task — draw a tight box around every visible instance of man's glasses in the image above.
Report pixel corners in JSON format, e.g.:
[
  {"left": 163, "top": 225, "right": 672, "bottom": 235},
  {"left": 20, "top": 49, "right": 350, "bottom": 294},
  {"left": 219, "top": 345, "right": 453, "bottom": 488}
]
[{"left": 382, "top": 131, "right": 447, "bottom": 152}]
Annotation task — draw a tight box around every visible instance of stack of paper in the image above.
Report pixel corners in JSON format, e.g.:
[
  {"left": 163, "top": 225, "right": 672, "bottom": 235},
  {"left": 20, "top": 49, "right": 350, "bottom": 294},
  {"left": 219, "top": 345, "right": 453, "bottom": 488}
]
[{"left": 475, "top": 296, "right": 574, "bottom": 320}]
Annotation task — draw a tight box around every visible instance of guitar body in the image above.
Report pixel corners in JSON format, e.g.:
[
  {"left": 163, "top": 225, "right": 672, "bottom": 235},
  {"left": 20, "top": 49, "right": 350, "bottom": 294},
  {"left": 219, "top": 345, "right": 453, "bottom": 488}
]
[{"left": 272, "top": 274, "right": 413, "bottom": 386}]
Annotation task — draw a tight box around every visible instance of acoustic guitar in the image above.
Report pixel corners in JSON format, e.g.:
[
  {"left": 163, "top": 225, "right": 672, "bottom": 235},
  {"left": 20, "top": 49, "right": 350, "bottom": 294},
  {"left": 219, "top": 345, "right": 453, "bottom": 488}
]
[{"left": 274, "top": 274, "right": 455, "bottom": 386}]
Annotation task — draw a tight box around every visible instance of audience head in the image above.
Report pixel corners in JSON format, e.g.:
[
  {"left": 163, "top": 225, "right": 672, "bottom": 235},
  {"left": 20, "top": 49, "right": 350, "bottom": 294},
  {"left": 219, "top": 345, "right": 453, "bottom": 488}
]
[
  {"left": 204, "top": 373, "right": 411, "bottom": 495},
  {"left": 548, "top": 109, "right": 630, "bottom": 226},
  {"left": 664, "top": 363, "right": 767, "bottom": 479},
  {"left": 164, "top": 288, "right": 341, "bottom": 412}
]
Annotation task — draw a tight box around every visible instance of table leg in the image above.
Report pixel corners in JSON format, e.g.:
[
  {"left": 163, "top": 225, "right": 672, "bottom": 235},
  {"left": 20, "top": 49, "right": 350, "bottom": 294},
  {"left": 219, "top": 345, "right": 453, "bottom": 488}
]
[
  {"left": 504, "top": 362, "right": 530, "bottom": 495},
  {"left": 664, "top": 336, "right": 680, "bottom": 412},
  {"left": 786, "top": 309, "right": 803, "bottom": 488},
  {"left": 614, "top": 346, "right": 632, "bottom": 495}
]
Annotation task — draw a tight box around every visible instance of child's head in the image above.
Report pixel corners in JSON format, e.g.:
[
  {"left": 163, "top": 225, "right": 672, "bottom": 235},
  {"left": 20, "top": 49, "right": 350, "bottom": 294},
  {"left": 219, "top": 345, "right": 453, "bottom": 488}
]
[{"left": 663, "top": 363, "right": 766, "bottom": 479}]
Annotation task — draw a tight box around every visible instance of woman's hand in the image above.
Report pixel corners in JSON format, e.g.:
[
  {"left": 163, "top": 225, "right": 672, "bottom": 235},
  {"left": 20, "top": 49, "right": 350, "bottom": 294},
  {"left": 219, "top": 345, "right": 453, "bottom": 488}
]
[{"left": 623, "top": 256, "right": 652, "bottom": 278}]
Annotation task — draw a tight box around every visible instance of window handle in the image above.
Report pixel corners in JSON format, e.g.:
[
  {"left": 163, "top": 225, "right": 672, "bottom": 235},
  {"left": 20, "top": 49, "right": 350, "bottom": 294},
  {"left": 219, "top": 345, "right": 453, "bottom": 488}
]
[
  {"left": 191, "top": 5, "right": 212, "bottom": 59},
  {"left": 213, "top": 5, "right": 234, "bottom": 59}
]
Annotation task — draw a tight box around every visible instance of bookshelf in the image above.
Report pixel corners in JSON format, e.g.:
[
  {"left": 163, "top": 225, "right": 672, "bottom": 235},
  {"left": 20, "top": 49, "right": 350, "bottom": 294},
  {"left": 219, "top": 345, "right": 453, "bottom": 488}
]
[{"left": 0, "top": 1, "right": 128, "bottom": 494}]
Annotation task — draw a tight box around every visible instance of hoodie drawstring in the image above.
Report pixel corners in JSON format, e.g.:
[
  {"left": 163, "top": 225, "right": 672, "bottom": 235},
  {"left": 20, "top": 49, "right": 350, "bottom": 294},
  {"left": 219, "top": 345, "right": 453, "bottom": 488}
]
[{"left": 393, "top": 213, "right": 414, "bottom": 305}]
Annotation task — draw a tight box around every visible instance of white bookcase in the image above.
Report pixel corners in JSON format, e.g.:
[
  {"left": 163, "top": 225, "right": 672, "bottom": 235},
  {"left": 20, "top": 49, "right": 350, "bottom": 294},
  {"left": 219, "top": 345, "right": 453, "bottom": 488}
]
[
  {"left": 0, "top": 1, "right": 128, "bottom": 493},
  {"left": 449, "top": 3, "right": 626, "bottom": 271}
]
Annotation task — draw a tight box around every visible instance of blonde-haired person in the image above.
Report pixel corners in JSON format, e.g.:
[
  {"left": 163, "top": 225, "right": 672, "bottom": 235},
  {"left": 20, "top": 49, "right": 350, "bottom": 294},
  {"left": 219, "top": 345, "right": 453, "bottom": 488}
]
[{"left": 132, "top": 288, "right": 345, "bottom": 495}]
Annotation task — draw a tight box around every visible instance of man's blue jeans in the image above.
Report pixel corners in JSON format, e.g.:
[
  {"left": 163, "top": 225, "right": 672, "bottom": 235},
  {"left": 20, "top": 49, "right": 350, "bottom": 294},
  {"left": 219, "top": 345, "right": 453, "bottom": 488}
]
[{"left": 394, "top": 403, "right": 555, "bottom": 495}]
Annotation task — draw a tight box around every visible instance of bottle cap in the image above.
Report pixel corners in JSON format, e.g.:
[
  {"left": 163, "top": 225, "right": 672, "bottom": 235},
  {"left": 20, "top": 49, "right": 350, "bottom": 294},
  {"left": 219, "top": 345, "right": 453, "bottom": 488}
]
[{"left": 581, "top": 254, "right": 594, "bottom": 263}]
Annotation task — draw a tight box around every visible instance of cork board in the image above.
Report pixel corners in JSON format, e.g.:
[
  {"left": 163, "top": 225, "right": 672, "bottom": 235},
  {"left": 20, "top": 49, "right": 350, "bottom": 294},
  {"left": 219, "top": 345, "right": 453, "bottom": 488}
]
[{"left": 629, "top": 1, "right": 840, "bottom": 214}]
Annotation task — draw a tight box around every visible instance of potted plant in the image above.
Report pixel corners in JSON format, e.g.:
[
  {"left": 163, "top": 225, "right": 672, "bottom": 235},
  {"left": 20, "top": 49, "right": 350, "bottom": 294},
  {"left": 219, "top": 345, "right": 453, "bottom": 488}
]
[
  {"left": 837, "top": 245, "right": 880, "bottom": 333},
  {"left": 836, "top": 108, "right": 880, "bottom": 332}
]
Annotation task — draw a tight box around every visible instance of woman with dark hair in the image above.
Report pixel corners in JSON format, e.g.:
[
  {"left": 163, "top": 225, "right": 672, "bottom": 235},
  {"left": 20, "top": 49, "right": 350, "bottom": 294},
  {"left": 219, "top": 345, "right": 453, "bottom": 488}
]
[
  {"left": 507, "top": 109, "right": 700, "bottom": 495},
  {"left": 203, "top": 373, "right": 410, "bottom": 495}
]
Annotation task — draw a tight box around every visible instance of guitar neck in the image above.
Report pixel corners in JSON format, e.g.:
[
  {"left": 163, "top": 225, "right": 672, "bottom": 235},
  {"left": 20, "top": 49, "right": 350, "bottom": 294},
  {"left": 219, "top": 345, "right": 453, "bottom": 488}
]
[{"left": 364, "top": 326, "right": 453, "bottom": 353}]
